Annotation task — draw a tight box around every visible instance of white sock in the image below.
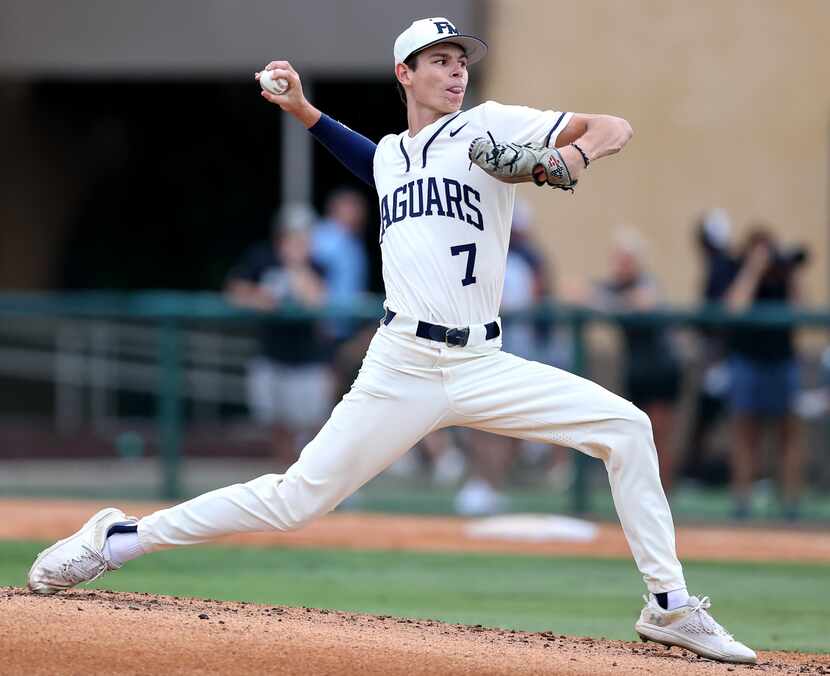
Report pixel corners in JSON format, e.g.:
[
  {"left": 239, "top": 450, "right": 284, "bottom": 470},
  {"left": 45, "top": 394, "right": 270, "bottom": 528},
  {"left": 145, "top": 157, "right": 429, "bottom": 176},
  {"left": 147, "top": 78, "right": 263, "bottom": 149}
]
[
  {"left": 103, "top": 532, "right": 146, "bottom": 567},
  {"left": 666, "top": 588, "right": 690, "bottom": 610}
]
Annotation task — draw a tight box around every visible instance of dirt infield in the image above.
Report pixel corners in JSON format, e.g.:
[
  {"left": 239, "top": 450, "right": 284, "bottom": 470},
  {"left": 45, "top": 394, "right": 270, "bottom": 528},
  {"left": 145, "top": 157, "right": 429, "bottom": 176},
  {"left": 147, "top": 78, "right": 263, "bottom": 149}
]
[
  {"left": 3, "top": 588, "right": 828, "bottom": 675},
  {"left": 2, "top": 499, "right": 829, "bottom": 675}
]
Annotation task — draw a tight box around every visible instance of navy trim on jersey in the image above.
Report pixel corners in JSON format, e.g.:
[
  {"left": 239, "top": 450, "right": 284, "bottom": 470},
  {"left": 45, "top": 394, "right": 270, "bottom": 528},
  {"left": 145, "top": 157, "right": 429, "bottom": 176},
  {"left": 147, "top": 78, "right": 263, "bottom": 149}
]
[
  {"left": 421, "top": 113, "right": 463, "bottom": 168},
  {"left": 308, "top": 113, "right": 377, "bottom": 187},
  {"left": 544, "top": 112, "right": 568, "bottom": 147},
  {"left": 398, "top": 138, "right": 410, "bottom": 173}
]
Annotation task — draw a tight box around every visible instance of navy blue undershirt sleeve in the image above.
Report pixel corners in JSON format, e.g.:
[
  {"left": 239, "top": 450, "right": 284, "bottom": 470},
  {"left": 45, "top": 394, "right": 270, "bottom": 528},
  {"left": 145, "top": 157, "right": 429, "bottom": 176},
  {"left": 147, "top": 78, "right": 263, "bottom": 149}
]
[{"left": 308, "top": 113, "right": 377, "bottom": 188}]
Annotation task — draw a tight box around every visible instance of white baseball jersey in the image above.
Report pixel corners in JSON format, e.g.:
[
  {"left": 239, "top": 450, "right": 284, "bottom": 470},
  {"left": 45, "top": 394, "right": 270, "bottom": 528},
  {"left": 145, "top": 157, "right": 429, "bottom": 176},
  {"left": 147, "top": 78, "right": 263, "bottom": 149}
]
[{"left": 373, "top": 101, "right": 573, "bottom": 326}]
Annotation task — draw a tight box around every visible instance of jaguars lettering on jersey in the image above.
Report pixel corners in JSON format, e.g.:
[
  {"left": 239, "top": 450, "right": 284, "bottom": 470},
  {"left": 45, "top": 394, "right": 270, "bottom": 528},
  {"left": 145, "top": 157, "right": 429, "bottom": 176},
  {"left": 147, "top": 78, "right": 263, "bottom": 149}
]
[{"left": 379, "top": 177, "right": 483, "bottom": 242}]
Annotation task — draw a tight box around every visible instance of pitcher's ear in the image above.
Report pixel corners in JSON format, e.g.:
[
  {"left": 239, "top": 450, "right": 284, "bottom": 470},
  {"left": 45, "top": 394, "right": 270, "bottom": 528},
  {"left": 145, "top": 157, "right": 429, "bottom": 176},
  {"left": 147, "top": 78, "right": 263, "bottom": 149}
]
[{"left": 395, "top": 62, "right": 411, "bottom": 87}]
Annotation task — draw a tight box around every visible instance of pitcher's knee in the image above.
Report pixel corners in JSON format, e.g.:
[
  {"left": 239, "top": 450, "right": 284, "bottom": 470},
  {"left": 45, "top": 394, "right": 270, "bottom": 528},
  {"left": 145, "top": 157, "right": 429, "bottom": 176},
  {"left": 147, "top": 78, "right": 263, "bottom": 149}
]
[
  {"left": 277, "top": 478, "right": 344, "bottom": 531},
  {"left": 281, "top": 509, "right": 316, "bottom": 532},
  {"left": 280, "top": 496, "right": 335, "bottom": 531}
]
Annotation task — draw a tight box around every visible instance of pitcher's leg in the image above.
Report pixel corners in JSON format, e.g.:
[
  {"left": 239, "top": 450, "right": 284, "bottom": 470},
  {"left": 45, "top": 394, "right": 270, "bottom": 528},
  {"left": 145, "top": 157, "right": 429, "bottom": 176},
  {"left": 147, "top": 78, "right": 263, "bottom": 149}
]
[
  {"left": 590, "top": 414, "right": 684, "bottom": 593},
  {"left": 448, "top": 350, "right": 684, "bottom": 592},
  {"left": 28, "top": 329, "right": 450, "bottom": 594},
  {"left": 139, "top": 383, "right": 445, "bottom": 551}
]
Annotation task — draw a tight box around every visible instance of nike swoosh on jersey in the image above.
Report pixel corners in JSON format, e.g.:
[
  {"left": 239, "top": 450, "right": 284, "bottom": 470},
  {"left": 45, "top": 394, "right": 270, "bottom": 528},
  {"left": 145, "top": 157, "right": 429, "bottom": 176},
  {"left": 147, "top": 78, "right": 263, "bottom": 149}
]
[{"left": 449, "top": 122, "right": 469, "bottom": 137}]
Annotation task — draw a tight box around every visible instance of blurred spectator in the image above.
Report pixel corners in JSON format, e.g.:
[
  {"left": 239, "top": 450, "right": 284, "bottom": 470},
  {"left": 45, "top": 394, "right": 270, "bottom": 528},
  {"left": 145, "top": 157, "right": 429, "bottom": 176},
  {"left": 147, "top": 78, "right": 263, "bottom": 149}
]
[
  {"left": 385, "top": 428, "right": 467, "bottom": 487},
  {"left": 683, "top": 209, "right": 739, "bottom": 484},
  {"left": 725, "top": 226, "right": 807, "bottom": 519},
  {"left": 312, "top": 188, "right": 369, "bottom": 340},
  {"left": 501, "top": 199, "right": 553, "bottom": 360},
  {"left": 421, "top": 429, "right": 467, "bottom": 486},
  {"left": 225, "top": 203, "right": 331, "bottom": 466},
  {"left": 454, "top": 430, "right": 512, "bottom": 516},
  {"left": 592, "top": 228, "right": 682, "bottom": 494},
  {"left": 312, "top": 188, "right": 371, "bottom": 401},
  {"left": 793, "top": 345, "right": 830, "bottom": 421}
]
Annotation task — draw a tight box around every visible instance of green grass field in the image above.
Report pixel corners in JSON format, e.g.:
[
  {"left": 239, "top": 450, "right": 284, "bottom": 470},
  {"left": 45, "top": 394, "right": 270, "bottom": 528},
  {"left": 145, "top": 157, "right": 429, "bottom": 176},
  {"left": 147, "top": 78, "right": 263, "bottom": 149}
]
[{"left": 3, "top": 541, "right": 827, "bottom": 653}]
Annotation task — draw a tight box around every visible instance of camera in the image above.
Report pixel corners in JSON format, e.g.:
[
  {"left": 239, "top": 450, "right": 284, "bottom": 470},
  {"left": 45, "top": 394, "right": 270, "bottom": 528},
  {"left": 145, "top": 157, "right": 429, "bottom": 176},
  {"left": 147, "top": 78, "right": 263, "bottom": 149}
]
[
  {"left": 774, "top": 245, "right": 808, "bottom": 269},
  {"left": 738, "top": 226, "right": 809, "bottom": 282},
  {"left": 757, "top": 243, "right": 809, "bottom": 285}
]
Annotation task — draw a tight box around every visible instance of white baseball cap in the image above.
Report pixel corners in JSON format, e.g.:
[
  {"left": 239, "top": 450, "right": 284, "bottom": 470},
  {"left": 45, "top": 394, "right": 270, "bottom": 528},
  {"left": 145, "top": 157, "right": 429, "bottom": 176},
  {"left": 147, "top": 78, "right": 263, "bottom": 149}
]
[{"left": 394, "top": 17, "right": 487, "bottom": 66}]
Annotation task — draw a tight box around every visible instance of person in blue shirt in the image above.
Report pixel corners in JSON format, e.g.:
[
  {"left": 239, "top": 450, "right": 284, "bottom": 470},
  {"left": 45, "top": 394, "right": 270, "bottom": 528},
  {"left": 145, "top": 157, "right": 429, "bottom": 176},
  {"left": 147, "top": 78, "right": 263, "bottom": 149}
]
[
  {"left": 311, "top": 188, "right": 371, "bottom": 401},
  {"left": 311, "top": 188, "right": 369, "bottom": 342}
]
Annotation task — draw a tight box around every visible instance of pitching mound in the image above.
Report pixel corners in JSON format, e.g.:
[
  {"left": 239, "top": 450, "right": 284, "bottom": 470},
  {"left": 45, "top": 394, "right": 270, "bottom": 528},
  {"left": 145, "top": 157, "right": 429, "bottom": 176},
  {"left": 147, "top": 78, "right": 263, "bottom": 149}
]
[{"left": 2, "top": 588, "right": 827, "bottom": 675}]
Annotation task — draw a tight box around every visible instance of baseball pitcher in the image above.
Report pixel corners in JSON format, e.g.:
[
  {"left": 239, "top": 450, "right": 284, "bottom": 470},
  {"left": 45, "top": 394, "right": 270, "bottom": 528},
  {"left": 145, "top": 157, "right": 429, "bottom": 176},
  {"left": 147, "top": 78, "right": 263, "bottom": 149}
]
[{"left": 28, "top": 17, "right": 756, "bottom": 665}]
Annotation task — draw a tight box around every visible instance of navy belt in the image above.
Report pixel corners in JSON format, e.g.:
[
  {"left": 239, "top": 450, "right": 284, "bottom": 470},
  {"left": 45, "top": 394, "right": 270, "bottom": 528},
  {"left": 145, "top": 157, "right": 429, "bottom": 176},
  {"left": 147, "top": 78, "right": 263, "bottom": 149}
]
[{"left": 382, "top": 309, "right": 500, "bottom": 347}]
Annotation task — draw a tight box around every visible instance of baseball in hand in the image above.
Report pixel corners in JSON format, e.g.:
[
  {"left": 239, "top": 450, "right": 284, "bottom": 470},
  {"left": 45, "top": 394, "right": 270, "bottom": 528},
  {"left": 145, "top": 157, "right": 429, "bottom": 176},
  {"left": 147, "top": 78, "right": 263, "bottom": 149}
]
[{"left": 259, "top": 69, "right": 289, "bottom": 95}]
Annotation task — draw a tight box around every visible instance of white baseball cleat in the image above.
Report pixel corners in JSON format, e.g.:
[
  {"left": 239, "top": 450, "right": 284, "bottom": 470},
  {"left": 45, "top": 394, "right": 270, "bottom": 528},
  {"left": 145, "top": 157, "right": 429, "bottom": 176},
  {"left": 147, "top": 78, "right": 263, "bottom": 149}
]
[
  {"left": 635, "top": 594, "right": 757, "bottom": 664},
  {"left": 27, "top": 507, "right": 138, "bottom": 595}
]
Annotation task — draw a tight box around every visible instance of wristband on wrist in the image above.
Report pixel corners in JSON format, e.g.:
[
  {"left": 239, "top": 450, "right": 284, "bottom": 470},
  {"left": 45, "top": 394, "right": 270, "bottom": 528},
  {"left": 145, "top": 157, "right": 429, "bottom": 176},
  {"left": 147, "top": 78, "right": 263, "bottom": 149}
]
[{"left": 571, "top": 142, "right": 590, "bottom": 168}]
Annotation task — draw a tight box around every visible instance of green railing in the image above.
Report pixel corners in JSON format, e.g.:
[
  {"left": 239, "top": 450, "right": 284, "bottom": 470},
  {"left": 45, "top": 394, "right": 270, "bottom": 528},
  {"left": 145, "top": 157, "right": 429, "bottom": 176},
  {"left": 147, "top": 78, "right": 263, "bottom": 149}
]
[{"left": 0, "top": 291, "right": 827, "bottom": 508}]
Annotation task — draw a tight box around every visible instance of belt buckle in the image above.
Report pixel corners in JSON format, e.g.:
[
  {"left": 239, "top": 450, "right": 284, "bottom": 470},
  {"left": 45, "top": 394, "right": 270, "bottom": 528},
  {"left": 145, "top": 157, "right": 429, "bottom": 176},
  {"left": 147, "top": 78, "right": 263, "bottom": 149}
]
[{"left": 445, "top": 327, "right": 470, "bottom": 347}]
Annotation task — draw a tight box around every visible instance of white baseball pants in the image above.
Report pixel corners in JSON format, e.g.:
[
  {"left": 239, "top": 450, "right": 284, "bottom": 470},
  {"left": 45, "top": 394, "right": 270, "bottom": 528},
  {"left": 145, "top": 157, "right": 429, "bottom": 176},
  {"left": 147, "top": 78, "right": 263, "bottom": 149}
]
[{"left": 139, "top": 322, "right": 685, "bottom": 593}]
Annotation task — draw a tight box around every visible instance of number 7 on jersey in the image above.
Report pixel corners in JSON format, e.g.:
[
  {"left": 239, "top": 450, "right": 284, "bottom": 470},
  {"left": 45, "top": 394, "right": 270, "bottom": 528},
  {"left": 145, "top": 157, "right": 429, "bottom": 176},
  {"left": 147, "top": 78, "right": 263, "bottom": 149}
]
[{"left": 450, "top": 243, "right": 477, "bottom": 287}]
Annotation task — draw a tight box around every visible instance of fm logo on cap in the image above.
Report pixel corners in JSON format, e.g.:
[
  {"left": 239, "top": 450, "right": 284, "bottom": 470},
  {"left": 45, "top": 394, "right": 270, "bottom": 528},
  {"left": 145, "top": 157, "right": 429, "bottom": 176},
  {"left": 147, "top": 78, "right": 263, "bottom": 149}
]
[{"left": 432, "top": 20, "right": 458, "bottom": 35}]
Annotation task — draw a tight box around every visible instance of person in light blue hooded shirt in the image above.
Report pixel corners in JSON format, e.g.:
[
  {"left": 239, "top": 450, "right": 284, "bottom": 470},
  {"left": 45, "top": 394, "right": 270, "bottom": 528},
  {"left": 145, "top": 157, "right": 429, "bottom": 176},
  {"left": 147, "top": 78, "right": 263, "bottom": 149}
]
[{"left": 311, "top": 188, "right": 369, "bottom": 341}]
